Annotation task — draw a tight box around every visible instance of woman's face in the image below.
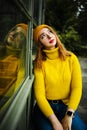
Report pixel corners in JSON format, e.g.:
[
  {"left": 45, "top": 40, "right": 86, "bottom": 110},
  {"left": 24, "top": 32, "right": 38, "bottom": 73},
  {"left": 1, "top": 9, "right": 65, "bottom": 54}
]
[
  {"left": 38, "top": 28, "right": 56, "bottom": 50},
  {"left": 7, "top": 26, "right": 26, "bottom": 49}
]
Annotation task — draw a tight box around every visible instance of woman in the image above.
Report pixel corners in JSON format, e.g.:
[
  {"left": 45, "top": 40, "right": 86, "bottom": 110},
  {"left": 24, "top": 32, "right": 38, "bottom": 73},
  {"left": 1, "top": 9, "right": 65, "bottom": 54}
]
[
  {"left": 0, "top": 23, "right": 27, "bottom": 108},
  {"left": 33, "top": 24, "right": 87, "bottom": 130}
]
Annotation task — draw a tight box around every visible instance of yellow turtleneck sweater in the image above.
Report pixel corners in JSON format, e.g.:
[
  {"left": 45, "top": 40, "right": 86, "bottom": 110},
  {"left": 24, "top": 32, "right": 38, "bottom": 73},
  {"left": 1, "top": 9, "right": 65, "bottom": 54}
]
[
  {"left": 34, "top": 47, "right": 82, "bottom": 117},
  {"left": 0, "top": 45, "right": 25, "bottom": 96}
]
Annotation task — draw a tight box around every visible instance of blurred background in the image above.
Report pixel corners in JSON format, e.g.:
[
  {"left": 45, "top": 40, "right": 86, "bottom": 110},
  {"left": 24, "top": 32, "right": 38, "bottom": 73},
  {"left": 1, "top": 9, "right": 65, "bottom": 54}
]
[
  {"left": 45, "top": 0, "right": 87, "bottom": 57},
  {"left": 0, "top": 0, "right": 87, "bottom": 130}
]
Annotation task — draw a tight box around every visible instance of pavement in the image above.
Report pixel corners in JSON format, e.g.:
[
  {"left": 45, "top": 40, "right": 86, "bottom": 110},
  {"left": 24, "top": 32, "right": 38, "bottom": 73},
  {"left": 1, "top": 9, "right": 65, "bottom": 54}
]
[{"left": 78, "top": 57, "right": 87, "bottom": 124}]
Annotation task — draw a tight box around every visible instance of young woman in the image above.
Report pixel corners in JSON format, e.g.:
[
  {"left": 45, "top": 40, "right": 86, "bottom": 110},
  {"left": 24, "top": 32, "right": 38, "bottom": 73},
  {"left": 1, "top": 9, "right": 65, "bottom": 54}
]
[
  {"left": 0, "top": 23, "right": 28, "bottom": 108},
  {"left": 33, "top": 24, "right": 87, "bottom": 130}
]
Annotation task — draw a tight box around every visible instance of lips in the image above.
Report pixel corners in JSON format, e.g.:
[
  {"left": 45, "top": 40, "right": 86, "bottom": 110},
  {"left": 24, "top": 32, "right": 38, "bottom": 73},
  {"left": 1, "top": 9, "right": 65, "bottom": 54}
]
[{"left": 49, "top": 39, "right": 54, "bottom": 44}]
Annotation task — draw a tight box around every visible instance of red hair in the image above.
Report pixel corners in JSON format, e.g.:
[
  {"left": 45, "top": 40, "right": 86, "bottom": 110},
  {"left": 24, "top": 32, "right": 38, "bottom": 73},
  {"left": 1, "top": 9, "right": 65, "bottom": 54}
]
[{"left": 33, "top": 24, "right": 71, "bottom": 68}]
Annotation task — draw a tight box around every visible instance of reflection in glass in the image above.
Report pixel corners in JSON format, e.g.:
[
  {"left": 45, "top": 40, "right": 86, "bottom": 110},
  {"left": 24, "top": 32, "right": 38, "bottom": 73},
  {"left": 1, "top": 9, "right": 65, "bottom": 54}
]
[{"left": 0, "top": 23, "right": 28, "bottom": 109}]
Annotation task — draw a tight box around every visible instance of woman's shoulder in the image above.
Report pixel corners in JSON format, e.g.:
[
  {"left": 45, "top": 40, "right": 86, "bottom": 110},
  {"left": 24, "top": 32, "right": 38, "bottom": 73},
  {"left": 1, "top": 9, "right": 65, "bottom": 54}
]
[
  {"left": 66, "top": 50, "right": 77, "bottom": 58},
  {"left": 67, "top": 51, "right": 79, "bottom": 63}
]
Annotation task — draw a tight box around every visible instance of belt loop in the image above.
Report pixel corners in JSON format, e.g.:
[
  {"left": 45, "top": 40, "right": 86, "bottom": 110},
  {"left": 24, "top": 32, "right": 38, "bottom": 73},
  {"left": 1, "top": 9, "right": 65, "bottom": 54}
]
[
  {"left": 48, "top": 100, "right": 60, "bottom": 104},
  {"left": 52, "top": 100, "right": 59, "bottom": 104}
]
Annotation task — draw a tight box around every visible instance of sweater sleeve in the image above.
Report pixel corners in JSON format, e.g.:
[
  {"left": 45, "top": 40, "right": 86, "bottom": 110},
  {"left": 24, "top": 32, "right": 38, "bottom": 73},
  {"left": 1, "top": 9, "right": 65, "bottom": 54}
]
[
  {"left": 68, "top": 53, "right": 82, "bottom": 110},
  {"left": 34, "top": 67, "right": 54, "bottom": 117}
]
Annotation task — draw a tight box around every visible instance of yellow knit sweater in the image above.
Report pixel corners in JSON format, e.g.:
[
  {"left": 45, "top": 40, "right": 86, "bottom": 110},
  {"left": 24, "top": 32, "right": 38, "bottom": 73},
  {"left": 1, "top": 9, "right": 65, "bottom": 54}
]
[
  {"left": 0, "top": 45, "right": 25, "bottom": 96},
  {"left": 34, "top": 47, "right": 82, "bottom": 117}
]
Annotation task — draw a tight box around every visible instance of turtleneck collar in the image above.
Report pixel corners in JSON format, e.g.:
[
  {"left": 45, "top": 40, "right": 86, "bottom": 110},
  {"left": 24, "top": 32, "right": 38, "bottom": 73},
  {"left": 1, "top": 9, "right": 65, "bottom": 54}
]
[
  {"left": 43, "top": 47, "right": 59, "bottom": 60},
  {"left": 6, "top": 45, "right": 21, "bottom": 57}
]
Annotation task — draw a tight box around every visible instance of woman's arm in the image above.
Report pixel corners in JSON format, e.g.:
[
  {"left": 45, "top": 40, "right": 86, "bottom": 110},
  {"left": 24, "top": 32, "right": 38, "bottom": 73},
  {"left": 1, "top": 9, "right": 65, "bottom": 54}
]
[
  {"left": 62, "top": 108, "right": 74, "bottom": 130},
  {"left": 34, "top": 68, "right": 54, "bottom": 117},
  {"left": 68, "top": 53, "right": 82, "bottom": 110},
  {"left": 48, "top": 114, "right": 63, "bottom": 130},
  {"left": 62, "top": 53, "right": 82, "bottom": 130}
]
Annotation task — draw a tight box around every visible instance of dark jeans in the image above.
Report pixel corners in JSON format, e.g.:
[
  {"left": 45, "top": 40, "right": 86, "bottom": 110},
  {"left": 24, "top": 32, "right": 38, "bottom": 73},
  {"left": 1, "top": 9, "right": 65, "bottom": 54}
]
[{"left": 33, "top": 101, "right": 87, "bottom": 130}]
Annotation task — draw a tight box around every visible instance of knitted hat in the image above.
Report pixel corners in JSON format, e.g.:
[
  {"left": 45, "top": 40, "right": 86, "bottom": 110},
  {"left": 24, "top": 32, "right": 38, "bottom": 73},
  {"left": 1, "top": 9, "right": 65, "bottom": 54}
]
[
  {"left": 33, "top": 24, "right": 54, "bottom": 44},
  {"left": 16, "top": 23, "right": 28, "bottom": 32}
]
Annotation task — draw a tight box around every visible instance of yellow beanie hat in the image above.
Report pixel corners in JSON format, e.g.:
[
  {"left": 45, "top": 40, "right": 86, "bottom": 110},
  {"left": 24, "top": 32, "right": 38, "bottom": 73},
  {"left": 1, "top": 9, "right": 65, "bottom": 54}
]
[
  {"left": 33, "top": 24, "right": 53, "bottom": 44},
  {"left": 16, "top": 23, "right": 28, "bottom": 32}
]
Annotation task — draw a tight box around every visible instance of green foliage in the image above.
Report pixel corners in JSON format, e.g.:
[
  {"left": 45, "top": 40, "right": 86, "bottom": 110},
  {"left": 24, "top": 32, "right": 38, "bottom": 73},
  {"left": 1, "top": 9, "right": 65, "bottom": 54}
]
[
  {"left": 56, "top": 26, "right": 87, "bottom": 56},
  {"left": 46, "top": 0, "right": 87, "bottom": 56},
  {"left": 77, "top": 0, "right": 87, "bottom": 45},
  {"left": 57, "top": 26, "right": 81, "bottom": 52},
  {"left": 46, "top": 0, "right": 78, "bottom": 31}
]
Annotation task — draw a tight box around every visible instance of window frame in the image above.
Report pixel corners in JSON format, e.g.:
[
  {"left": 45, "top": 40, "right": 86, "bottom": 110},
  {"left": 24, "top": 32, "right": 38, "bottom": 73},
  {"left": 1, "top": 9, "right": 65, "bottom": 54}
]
[{"left": 0, "top": 0, "right": 45, "bottom": 130}]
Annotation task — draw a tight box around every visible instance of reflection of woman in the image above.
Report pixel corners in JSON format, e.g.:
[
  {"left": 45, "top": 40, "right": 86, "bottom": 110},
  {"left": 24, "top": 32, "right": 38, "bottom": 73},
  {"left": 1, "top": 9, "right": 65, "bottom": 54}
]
[
  {"left": 0, "top": 23, "right": 27, "bottom": 105},
  {"left": 33, "top": 24, "right": 87, "bottom": 130}
]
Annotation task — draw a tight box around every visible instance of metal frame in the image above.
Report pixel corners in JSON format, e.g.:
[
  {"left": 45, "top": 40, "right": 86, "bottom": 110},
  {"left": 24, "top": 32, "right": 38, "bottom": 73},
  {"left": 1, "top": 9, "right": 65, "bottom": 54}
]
[{"left": 0, "top": 0, "right": 45, "bottom": 130}]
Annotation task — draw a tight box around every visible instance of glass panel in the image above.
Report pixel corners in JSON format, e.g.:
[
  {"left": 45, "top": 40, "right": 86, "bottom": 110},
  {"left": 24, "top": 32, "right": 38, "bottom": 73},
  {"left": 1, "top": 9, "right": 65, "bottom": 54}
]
[
  {"left": 33, "top": 0, "right": 40, "bottom": 23},
  {"left": 0, "top": 0, "right": 28, "bottom": 110}
]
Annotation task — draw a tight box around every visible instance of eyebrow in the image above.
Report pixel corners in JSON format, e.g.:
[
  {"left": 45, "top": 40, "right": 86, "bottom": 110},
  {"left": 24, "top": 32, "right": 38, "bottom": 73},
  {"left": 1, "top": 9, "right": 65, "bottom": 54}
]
[{"left": 39, "top": 29, "right": 51, "bottom": 38}]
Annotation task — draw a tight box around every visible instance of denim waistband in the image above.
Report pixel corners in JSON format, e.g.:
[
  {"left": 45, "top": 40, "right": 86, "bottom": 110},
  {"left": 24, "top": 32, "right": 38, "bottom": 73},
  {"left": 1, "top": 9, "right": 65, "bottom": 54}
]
[{"left": 48, "top": 100, "right": 61, "bottom": 104}]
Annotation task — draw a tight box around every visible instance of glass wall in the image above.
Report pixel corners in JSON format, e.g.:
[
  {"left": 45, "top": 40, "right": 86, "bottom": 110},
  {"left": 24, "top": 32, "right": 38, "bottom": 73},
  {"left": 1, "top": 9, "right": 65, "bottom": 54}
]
[
  {"left": 0, "top": 0, "right": 45, "bottom": 130},
  {"left": 0, "top": 0, "right": 28, "bottom": 112}
]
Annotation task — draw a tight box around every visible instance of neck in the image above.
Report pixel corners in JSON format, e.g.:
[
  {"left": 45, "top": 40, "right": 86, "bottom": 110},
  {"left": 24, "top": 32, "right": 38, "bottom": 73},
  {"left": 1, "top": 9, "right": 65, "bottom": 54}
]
[
  {"left": 6, "top": 45, "right": 21, "bottom": 58},
  {"left": 43, "top": 47, "right": 59, "bottom": 60}
]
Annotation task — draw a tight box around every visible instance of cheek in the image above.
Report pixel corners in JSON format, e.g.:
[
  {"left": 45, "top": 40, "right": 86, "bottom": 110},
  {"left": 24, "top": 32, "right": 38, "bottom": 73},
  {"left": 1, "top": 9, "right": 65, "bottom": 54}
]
[
  {"left": 40, "top": 39, "right": 47, "bottom": 45},
  {"left": 41, "top": 41, "right": 48, "bottom": 46},
  {"left": 53, "top": 35, "right": 56, "bottom": 40}
]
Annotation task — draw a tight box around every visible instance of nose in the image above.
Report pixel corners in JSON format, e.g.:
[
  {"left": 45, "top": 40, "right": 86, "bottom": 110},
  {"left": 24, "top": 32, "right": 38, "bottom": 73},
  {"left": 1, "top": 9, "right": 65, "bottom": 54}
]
[{"left": 47, "top": 34, "right": 52, "bottom": 39}]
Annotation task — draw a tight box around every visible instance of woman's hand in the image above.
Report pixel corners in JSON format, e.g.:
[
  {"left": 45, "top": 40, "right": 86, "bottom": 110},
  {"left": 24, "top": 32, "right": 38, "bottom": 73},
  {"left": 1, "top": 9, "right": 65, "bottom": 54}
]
[
  {"left": 62, "top": 115, "right": 73, "bottom": 130},
  {"left": 48, "top": 114, "right": 64, "bottom": 130}
]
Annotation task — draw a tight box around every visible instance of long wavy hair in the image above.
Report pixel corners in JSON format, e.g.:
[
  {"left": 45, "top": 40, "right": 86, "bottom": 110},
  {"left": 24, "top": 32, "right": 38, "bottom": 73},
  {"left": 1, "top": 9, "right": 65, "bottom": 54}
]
[{"left": 34, "top": 26, "right": 71, "bottom": 69}]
